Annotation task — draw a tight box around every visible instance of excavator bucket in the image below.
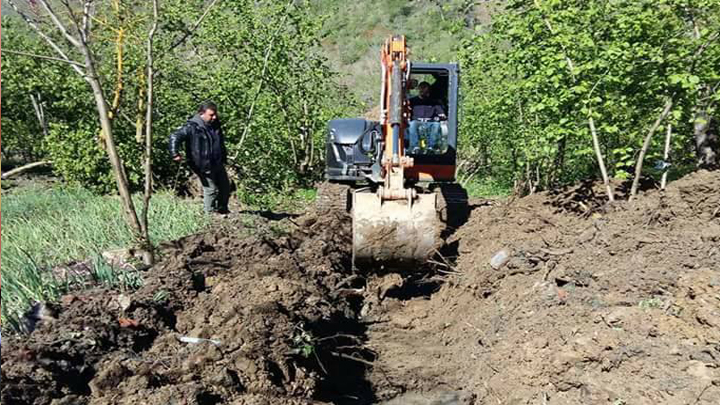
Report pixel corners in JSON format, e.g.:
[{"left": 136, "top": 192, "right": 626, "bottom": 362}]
[{"left": 352, "top": 191, "right": 442, "bottom": 269}]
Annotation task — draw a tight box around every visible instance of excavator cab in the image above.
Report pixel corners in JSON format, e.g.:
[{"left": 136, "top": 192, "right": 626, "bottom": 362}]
[
  {"left": 323, "top": 36, "right": 462, "bottom": 270},
  {"left": 404, "top": 64, "right": 460, "bottom": 182},
  {"left": 325, "top": 63, "right": 459, "bottom": 184}
]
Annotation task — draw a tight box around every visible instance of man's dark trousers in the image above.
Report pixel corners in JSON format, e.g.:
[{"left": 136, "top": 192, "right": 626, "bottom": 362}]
[{"left": 198, "top": 166, "right": 230, "bottom": 213}]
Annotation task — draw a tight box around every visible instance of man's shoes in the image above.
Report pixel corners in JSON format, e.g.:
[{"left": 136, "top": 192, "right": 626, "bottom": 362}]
[
  {"left": 216, "top": 209, "right": 231, "bottom": 218},
  {"left": 205, "top": 209, "right": 231, "bottom": 218}
]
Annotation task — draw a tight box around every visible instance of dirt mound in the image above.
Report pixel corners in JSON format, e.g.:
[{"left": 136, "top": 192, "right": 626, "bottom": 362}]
[
  {"left": 2, "top": 170, "right": 719, "bottom": 404},
  {"left": 2, "top": 210, "right": 365, "bottom": 404},
  {"left": 363, "top": 170, "right": 720, "bottom": 404}
]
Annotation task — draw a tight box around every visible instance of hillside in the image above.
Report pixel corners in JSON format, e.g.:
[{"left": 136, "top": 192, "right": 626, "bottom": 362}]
[{"left": 311, "top": 0, "right": 499, "bottom": 107}]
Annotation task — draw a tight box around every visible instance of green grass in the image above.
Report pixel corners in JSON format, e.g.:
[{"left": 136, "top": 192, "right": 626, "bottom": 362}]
[
  {"left": 1, "top": 185, "right": 209, "bottom": 329},
  {"left": 236, "top": 187, "right": 318, "bottom": 212},
  {"left": 463, "top": 176, "right": 513, "bottom": 198}
]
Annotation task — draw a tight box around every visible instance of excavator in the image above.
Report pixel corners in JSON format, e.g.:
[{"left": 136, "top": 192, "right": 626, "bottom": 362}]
[{"left": 324, "top": 35, "right": 463, "bottom": 269}]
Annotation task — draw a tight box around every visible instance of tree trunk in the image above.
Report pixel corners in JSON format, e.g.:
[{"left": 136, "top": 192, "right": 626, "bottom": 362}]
[
  {"left": 630, "top": 97, "right": 674, "bottom": 200},
  {"left": 694, "top": 110, "right": 718, "bottom": 169},
  {"left": 138, "top": 0, "right": 160, "bottom": 266},
  {"left": 588, "top": 114, "right": 614, "bottom": 201},
  {"left": 661, "top": 123, "right": 672, "bottom": 190},
  {"left": 549, "top": 136, "right": 566, "bottom": 187},
  {"left": 83, "top": 50, "right": 144, "bottom": 238}
]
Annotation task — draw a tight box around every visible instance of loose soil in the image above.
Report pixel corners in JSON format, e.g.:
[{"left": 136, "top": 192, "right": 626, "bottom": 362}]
[{"left": 2, "top": 170, "right": 719, "bottom": 405}]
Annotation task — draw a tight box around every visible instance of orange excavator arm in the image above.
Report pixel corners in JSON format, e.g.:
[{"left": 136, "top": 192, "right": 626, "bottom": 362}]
[
  {"left": 378, "top": 35, "right": 415, "bottom": 201},
  {"left": 351, "top": 35, "right": 441, "bottom": 269}
]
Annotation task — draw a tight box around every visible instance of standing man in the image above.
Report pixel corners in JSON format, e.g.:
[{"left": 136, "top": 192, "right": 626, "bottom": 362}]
[{"left": 169, "top": 101, "right": 231, "bottom": 214}]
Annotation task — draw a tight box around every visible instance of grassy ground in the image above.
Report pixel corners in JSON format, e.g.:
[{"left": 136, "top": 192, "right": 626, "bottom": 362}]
[
  {"left": 236, "top": 187, "right": 317, "bottom": 212},
  {"left": 463, "top": 176, "right": 513, "bottom": 198},
  {"left": 0, "top": 178, "right": 499, "bottom": 330},
  {"left": 1, "top": 185, "right": 209, "bottom": 329}
]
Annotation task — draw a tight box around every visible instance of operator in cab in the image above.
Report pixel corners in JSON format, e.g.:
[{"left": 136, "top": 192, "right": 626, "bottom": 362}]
[{"left": 407, "top": 81, "right": 446, "bottom": 154}]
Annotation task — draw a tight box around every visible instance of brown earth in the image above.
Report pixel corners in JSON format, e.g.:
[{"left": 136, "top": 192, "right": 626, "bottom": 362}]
[{"left": 2, "top": 170, "right": 719, "bottom": 405}]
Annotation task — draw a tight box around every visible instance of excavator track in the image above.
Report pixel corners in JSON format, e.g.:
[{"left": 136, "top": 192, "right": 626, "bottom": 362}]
[
  {"left": 315, "top": 181, "right": 352, "bottom": 215},
  {"left": 433, "top": 183, "right": 469, "bottom": 228}
]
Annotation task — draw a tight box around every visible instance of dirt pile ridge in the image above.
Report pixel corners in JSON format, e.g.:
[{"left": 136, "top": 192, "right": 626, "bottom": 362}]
[
  {"left": 365, "top": 170, "right": 720, "bottom": 404},
  {"left": 2, "top": 207, "right": 367, "bottom": 405},
  {"left": 2, "top": 170, "right": 719, "bottom": 405}
]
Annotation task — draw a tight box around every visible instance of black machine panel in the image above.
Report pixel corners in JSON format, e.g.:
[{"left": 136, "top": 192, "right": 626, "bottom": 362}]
[{"left": 325, "top": 118, "right": 381, "bottom": 182}]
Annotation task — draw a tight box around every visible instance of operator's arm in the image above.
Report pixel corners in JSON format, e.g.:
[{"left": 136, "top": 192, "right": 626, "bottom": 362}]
[
  {"left": 169, "top": 124, "right": 189, "bottom": 161},
  {"left": 434, "top": 103, "right": 447, "bottom": 120}
]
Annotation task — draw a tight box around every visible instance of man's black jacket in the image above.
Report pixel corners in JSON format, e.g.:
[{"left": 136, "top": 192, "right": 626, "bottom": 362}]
[
  {"left": 169, "top": 115, "right": 227, "bottom": 173},
  {"left": 409, "top": 96, "right": 445, "bottom": 120}
]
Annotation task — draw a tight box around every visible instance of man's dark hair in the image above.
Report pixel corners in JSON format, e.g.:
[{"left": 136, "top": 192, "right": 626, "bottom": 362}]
[
  {"left": 198, "top": 100, "right": 218, "bottom": 113},
  {"left": 418, "top": 81, "right": 431, "bottom": 89}
]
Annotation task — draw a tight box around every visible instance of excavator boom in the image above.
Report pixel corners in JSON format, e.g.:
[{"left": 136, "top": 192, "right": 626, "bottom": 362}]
[{"left": 351, "top": 36, "right": 442, "bottom": 269}]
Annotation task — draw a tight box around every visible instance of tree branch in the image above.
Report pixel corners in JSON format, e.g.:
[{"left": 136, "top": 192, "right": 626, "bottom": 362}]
[
  {"left": 6, "top": 0, "right": 87, "bottom": 77},
  {"left": 38, "top": 0, "right": 82, "bottom": 48},
  {"left": 82, "top": 1, "right": 92, "bottom": 41},
  {"left": 167, "top": 0, "right": 221, "bottom": 52},
  {"left": 2, "top": 49, "right": 84, "bottom": 66},
  {"left": 30, "top": 92, "right": 50, "bottom": 141},
  {"left": 232, "top": 3, "right": 291, "bottom": 158},
  {"left": 58, "top": 0, "right": 85, "bottom": 43},
  {"left": 534, "top": 0, "right": 575, "bottom": 81},
  {"left": 1, "top": 161, "right": 52, "bottom": 180},
  {"left": 630, "top": 96, "right": 675, "bottom": 200}
]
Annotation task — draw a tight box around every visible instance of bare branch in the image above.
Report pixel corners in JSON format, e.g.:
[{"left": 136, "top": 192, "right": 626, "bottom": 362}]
[
  {"left": 120, "top": 111, "right": 140, "bottom": 130},
  {"left": 82, "top": 1, "right": 92, "bottom": 39},
  {"left": 630, "top": 96, "right": 675, "bottom": 200},
  {"left": 58, "top": 0, "right": 83, "bottom": 39},
  {"left": 2, "top": 49, "right": 85, "bottom": 66},
  {"left": 1, "top": 161, "right": 52, "bottom": 180},
  {"left": 233, "top": 3, "right": 291, "bottom": 156},
  {"left": 534, "top": 0, "right": 575, "bottom": 81},
  {"left": 38, "top": 0, "right": 82, "bottom": 48},
  {"left": 59, "top": 0, "right": 90, "bottom": 45},
  {"left": 6, "top": 0, "right": 87, "bottom": 77}
]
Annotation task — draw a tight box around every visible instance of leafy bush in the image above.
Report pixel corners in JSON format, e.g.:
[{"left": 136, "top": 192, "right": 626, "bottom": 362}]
[
  {"left": 459, "top": 0, "right": 720, "bottom": 191},
  {"left": 1, "top": 0, "right": 354, "bottom": 195}
]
